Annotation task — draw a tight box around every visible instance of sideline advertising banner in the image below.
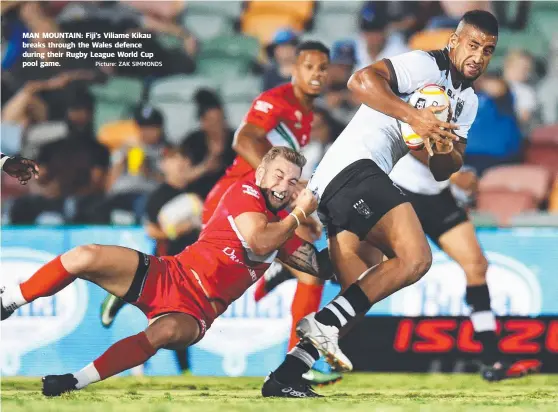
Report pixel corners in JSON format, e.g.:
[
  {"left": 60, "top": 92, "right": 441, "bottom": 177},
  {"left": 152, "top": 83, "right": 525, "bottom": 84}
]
[{"left": 1, "top": 227, "right": 557, "bottom": 376}]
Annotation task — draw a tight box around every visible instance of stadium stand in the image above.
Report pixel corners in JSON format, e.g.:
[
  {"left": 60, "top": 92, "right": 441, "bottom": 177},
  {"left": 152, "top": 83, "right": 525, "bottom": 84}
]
[{"left": 1, "top": 1, "right": 557, "bottom": 227}]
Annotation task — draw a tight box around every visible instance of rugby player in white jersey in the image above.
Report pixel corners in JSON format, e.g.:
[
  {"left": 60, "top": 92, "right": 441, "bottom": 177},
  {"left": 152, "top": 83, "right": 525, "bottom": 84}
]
[{"left": 261, "top": 11, "right": 534, "bottom": 398}]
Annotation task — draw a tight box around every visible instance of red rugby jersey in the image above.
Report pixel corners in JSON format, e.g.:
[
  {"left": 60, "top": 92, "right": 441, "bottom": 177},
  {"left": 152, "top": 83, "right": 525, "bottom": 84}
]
[{"left": 225, "top": 83, "right": 313, "bottom": 179}]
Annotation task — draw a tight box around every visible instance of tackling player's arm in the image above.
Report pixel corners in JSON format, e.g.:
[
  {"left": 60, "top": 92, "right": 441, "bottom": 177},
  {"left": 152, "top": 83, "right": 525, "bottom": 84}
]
[
  {"left": 347, "top": 53, "right": 458, "bottom": 143},
  {"left": 233, "top": 96, "right": 284, "bottom": 169},
  {"left": 233, "top": 189, "right": 318, "bottom": 256}
]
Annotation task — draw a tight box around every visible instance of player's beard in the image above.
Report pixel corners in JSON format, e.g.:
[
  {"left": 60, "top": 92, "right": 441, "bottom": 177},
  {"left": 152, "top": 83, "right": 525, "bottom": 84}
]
[{"left": 260, "top": 187, "right": 288, "bottom": 214}]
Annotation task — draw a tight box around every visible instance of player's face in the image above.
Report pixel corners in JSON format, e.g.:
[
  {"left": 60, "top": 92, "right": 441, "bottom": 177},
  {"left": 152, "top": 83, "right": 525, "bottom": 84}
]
[
  {"left": 293, "top": 50, "right": 329, "bottom": 97},
  {"left": 449, "top": 24, "right": 497, "bottom": 80},
  {"left": 257, "top": 156, "right": 301, "bottom": 212}
]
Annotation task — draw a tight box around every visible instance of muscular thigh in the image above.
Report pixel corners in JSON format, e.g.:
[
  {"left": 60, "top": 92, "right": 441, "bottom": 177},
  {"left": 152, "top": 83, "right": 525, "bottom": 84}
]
[
  {"left": 329, "top": 231, "right": 384, "bottom": 290},
  {"left": 366, "top": 202, "right": 431, "bottom": 262},
  {"left": 78, "top": 245, "right": 141, "bottom": 298}
]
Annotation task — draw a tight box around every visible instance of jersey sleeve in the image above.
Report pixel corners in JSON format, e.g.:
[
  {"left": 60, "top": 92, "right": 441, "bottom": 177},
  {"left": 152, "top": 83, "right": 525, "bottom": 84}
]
[
  {"left": 244, "top": 92, "right": 285, "bottom": 132},
  {"left": 226, "top": 183, "right": 267, "bottom": 218},
  {"left": 384, "top": 50, "right": 441, "bottom": 95},
  {"left": 453, "top": 94, "right": 478, "bottom": 143}
]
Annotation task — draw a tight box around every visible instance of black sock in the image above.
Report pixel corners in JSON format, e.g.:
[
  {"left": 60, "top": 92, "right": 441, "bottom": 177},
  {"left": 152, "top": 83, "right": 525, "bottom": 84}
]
[
  {"left": 315, "top": 283, "right": 370, "bottom": 329},
  {"left": 466, "top": 284, "right": 499, "bottom": 364},
  {"left": 274, "top": 341, "right": 320, "bottom": 383}
]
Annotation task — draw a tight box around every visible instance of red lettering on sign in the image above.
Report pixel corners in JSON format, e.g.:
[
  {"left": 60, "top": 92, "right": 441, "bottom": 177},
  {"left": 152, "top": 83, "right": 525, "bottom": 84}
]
[
  {"left": 545, "top": 320, "right": 558, "bottom": 353},
  {"left": 457, "top": 320, "right": 482, "bottom": 353},
  {"left": 394, "top": 319, "right": 414, "bottom": 352},
  {"left": 500, "top": 320, "right": 545, "bottom": 353},
  {"left": 413, "top": 319, "right": 456, "bottom": 352}
]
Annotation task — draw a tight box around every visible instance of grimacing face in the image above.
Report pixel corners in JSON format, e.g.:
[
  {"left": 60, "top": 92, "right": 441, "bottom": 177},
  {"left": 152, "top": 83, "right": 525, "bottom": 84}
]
[
  {"left": 449, "top": 23, "right": 498, "bottom": 81},
  {"left": 292, "top": 50, "right": 329, "bottom": 97},
  {"left": 256, "top": 155, "right": 302, "bottom": 212}
]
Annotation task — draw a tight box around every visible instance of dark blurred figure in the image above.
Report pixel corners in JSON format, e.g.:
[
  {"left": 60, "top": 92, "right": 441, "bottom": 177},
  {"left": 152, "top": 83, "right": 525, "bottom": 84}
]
[
  {"left": 65, "top": 87, "right": 96, "bottom": 142},
  {"left": 301, "top": 106, "right": 345, "bottom": 180},
  {"left": 183, "top": 89, "right": 236, "bottom": 198},
  {"left": 318, "top": 40, "right": 359, "bottom": 124},
  {"left": 355, "top": 3, "right": 409, "bottom": 70},
  {"left": 263, "top": 29, "right": 300, "bottom": 91},
  {"left": 465, "top": 74, "right": 523, "bottom": 176},
  {"left": 328, "top": 39, "right": 357, "bottom": 88},
  {"left": 9, "top": 137, "right": 110, "bottom": 225}
]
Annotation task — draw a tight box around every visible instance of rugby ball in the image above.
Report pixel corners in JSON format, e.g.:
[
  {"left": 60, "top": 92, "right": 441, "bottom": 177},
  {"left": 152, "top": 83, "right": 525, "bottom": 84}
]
[{"left": 401, "top": 84, "right": 450, "bottom": 151}]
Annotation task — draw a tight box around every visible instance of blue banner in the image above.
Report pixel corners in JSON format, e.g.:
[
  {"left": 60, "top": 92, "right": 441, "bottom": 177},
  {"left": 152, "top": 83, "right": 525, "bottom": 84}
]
[{"left": 1, "top": 226, "right": 557, "bottom": 377}]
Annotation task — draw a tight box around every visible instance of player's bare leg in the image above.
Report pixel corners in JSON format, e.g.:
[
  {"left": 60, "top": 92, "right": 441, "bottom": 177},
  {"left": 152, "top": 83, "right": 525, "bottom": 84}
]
[
  {"left": 296, "top": 203, "right": 432, "bottom": 372},
  {"left": 42, "top": 312, "right": 200, "bottom": 396},
  {"left": 0, "top": 244, "right": 202, "bottom": 396},
  {"left": 439, "top": 222, "right": 541, "bottom": 380},
  {"left": 1, "top": 244, "right": 140, "bottom": 321}
]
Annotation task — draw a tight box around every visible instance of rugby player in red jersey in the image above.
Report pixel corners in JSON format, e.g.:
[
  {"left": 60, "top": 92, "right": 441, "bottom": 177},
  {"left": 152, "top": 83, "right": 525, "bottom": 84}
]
[
  {"left": 1, "top": 147, "right": 323, "bottom": 398},
  {"left": 202, "top": 42, "right": 333, "bottom": 381}
]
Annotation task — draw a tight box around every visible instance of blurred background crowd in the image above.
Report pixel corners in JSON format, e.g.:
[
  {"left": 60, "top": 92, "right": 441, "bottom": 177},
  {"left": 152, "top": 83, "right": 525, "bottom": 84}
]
[{"left": 1, "top": 0, "right": 558, "bottom": 233}]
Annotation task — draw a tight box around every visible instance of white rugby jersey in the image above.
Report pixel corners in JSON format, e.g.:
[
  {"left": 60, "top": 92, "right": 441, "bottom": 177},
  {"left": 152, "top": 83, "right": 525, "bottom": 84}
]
[{"left": 309, "top": 48, "right": 479, "bottom": 198}]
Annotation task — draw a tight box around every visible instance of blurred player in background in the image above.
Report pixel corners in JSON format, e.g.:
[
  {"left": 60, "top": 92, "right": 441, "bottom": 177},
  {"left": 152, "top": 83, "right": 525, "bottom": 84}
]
[
  {"left": 1, "top": 147, "right": 326, "bottom": 397},
  {"left": 261, "top": 11, "right": 536, "bottom": 398},
  {"left": 389, "top": 156, "right": 541, "bottom": 380},
  {"left": 200, "top": 40, "right": 339, "bottom": 385}
]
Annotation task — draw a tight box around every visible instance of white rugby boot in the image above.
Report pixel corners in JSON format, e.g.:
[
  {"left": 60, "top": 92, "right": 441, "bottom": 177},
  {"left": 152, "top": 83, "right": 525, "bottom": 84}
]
[{"left": 296, "top": 312, "right": 353, "bottom": 372}]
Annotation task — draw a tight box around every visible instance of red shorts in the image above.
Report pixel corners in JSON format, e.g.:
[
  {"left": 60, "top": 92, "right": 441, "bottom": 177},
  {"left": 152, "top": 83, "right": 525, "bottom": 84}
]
[{"left": 134, "top": 255, "right": 217, "bottom": 341}]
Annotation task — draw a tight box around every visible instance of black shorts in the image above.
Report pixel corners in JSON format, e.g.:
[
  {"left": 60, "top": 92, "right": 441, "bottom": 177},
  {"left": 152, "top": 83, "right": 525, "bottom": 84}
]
[
  {"left": 402, "top": 187, "right": 469, "bottom": 245},
  {"left": 318, "top": 159, "right": 408, "bottom": 240}
]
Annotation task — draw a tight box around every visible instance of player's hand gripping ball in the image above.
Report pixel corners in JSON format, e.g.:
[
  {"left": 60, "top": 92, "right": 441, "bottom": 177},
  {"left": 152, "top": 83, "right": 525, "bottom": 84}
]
[{"left": 401, "top": 85, "right": 451, "bottom": 151}]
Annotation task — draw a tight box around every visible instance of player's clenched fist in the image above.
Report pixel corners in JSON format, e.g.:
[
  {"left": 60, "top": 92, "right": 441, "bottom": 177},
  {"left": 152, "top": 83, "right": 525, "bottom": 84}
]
[{"left": 294, "top": 188, "right": 318, "bottom": 216}]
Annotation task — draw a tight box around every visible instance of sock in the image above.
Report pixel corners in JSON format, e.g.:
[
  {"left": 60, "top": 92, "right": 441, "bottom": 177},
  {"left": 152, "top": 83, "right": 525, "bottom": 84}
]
[
  {"left": 89, "top": 332, "right": 157, "bottom": 384},
  {"left": 288, "top": 282, "right": 324, "bottom": 350},
  {"left": 19, "top": 256, "right": 75, "bottom": 303},
  {"left": 274, "top": 341, "right": 320, "bottom": 383},
  {"left": 466, "top": 284, "right": 499, "bottom": 364},
  {"left": 73, "top": 363, "right": 101, "bottom": 389},
  {"left": 315, "top": 284, "right": 370, "bottom": 329},
  {"left": 1, "top": 284, "right": 27, "bottom": 313}
]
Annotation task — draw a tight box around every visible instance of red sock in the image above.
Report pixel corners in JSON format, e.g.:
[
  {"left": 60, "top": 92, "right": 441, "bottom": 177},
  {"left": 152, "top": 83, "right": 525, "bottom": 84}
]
[
  {"left": 93, "top": 332, "right": 157, "bottom": 380},
  {"left": 288, "top": 282, "right": 324, "bottom": 350},
  {"left": 20, "top": 256, "right": 75, "bottom": 302}
]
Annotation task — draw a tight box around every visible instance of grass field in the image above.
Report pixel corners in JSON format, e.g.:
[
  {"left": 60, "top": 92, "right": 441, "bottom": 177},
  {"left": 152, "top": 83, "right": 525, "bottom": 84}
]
[{"left": 2, "top": 373, "right": 557, "bottom": 412}]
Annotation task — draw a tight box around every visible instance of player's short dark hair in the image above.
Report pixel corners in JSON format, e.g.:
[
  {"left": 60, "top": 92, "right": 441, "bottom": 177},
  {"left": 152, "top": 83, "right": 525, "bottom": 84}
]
[
  {"left": 296, "top": 41, "right": 330, "bottom": 59},
  {"left": 460, "top": 10, "right": 499, "bottom": 36},
  {"left": 262, "top": 146, "right": 306, "bottom": 169}
]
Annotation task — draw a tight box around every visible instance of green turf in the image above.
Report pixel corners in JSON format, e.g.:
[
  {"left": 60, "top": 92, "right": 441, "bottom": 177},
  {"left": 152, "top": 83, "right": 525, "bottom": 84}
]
[{"left": 2, "top": 373, "right": 557, "bottom": 411}]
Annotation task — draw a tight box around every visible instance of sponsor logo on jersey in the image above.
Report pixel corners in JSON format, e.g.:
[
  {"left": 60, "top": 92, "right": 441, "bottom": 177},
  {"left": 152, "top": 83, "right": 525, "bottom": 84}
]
[
  {"left": 390, "top": 251, "right": 542, "bottom": 316},
  {"left": 453, "top": 98, "right": 465, "bottom": 122},
  {"left": 353, "top": 199, "right": 373, "bottom": 218},
  {"left": 222, "top": 247, "right": 258, "bottom": 282},
  {"left": 1, "top": 248, "right": 88, "bottom": 376},
  {"left": 254, "top": 100, "right": 273, "bottom": 114},
  {"left": 242, "top": 184, "right": 260, "bottom": 199},
  {"left": 195, "top": 280, "right": 297, "bottom": 376}
]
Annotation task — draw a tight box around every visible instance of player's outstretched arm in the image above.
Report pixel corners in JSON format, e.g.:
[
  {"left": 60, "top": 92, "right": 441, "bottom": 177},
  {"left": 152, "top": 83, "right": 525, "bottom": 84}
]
[
  {"left": 233, "top": 123, "right": 273, "bottom": 170},
  {"left": 234, "top": 189, "right": 318, "bottom": 256}
]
